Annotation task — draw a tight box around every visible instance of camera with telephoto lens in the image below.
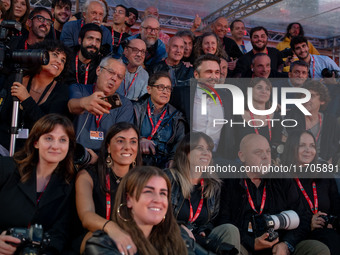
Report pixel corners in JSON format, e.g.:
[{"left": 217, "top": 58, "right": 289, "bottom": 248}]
[
  {"left": 73, "top": 143, "right": 92, "bottom": 171},
  {"left": 321, "top": 68, "right": 340, "bottom": 78},
  {"left": 252, "top": 210, "right": 300, "bottom": 241},
  {"left": 0, "top": 20, "right": 49, "bottom": 72},
  {"left": 7, "top": 224, "right": 50, "bottom": 255},
  {"left": 319, "top": 215, "right": 340, "bottom": 230}
]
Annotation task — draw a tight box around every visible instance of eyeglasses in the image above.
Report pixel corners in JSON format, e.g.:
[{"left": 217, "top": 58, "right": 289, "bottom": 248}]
[
  {"left": 101, "top": 66, "right": 124, "bottom": 80},
  {"left": 149, "top": 84, "right": 172, "bottom": 92},
  {"left": 31, "top": 15, "right": 53, "bottom": 26},
  {"left": 127, "top": 46, "right": 146, "bottom": 55},
  {"left": 113, "top": 9, "right": 125, "bottom": 15},
  {"left": 141, "top": 26, "right": 160, "bottom": 33}
]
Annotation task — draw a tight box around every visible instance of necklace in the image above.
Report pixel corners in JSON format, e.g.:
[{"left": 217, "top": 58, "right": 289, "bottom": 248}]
[
  {"left": 30, "top": 88, "right": 43, "bottom": 94},
  {"left": 112, "top": 170, "right": 122, "bottom": 184}
]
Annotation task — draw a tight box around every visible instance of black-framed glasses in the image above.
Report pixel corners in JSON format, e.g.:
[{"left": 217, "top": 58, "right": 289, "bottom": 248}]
[
  {"left": 141, "top": 26, "right": 160, "bottom": 33},
  {"left": 100, "top": 66, "right": 124, "bottom": 80},
  {"left": 31, "top": 15, "right": 53, "bottom": 26},
  {"left": 149, "top": 84, "right": 172, "bottom": 92},
  {"left": 127, "top": 46, "right": 146, "bottom": 55}
]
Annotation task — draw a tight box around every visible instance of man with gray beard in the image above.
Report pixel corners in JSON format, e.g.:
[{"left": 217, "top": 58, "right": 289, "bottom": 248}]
[{"left": 115, "top": 16, "right": 167, "bottom": 72}]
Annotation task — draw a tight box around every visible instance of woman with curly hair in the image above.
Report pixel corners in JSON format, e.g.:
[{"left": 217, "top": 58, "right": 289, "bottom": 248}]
[{"left": 193, "top": 32, "right": 228, "bottom": 60}]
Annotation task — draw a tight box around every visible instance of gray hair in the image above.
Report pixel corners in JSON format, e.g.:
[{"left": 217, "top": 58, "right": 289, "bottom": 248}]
[
  {"left": 99, "top": 56, "right": 125, "bottom": 70},
  {"left": 83, "top": 0, "right": 106, "bottom": 18}
]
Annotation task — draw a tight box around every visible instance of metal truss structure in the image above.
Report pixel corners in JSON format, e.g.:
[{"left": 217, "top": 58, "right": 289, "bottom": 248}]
[{"left": 202, "top": 0, "right": 283, "bottom": 25}]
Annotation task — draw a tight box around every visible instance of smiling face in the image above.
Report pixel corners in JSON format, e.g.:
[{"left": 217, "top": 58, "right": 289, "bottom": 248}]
[
  {"left": 212, "top": 17, "right": 228, "bottom": 39},
  {"left": 12, "top": 0, "right": 26, "bottom": 20},
  {"left": 292, "top": 42, "right": 309, "bottom": 61},
  {"left": 167, "top": 37, "right": 184, "bottom": 64},
  {"left": 28, "top": 11, "right": 52, "bottom": 39},
  {"left": 140, "top": 17, "right": 160, "bottom": 47},
  {"left": 252, "top": 80, "right": 271, "bottom": 104},
  {"left": 251, "top": 29, "right": 268, "bottom": 52},
  {"left": 189, "top": 137, "right": 212, "bottom": 169},
  {"left": 52, "top": 2, "right": 71, "bottom": 25},
  {"left": 124, "top": 39, "right": 146, "bottom": 67},
  {"left": 42, "top": 50, "right": 66, "bottom": 78},
  {"left": 107, "top": 128, "right": 138, "bottom": 167},
  {"left": 202, "top": 35, "right": 217, "bottom": 55},
  {"left": 297, "top": 132, "right": 316, "bottom": 166},
  {"left": 194, "top": 60, "right": 221, "bottom": 86},
  {"left": 79, "top": 30, "right": 102, "bottom": 59},
  {"left": 127, "top": 176, "right": 168, "bottom": 235},
  {"left": 147, "top": 76, "right": 171, "bottom": 108},
  {"left": 34, "top": 124, "right": 69, "bottom": 166},
  {"left": 84, "top": 1, "right": 104, "bottom": 25},
  {"left": 96, "top": 59, "right": 126, "bottom": 96}
]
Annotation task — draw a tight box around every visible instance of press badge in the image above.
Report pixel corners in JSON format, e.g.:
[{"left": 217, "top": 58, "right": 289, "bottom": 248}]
[
  {"left": 17, "top": 128, "right": 29, "bottom": 139},
  {"left": 248, "top": 221, "right": 253, "bottom": 232},
  {"left": 90, "top": 131, "right": 104, "bottom": 140}
]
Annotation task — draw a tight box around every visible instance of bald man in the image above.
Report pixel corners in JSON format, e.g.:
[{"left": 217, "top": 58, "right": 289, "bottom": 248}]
[
  {"left": 151, "top": 36, "right": 194, "bottom": 86},
  {"left": 68, "top": 56, "right": 134, "bottom": 152},
  {"left": 216, "top": 134, "right": 328, "bottom": 255}
]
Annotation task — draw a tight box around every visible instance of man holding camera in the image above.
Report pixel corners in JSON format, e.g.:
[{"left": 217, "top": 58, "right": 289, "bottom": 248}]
[
  {"left": 290, "top": 36, "right": 340, "bottom": 79},
  {"left": 217, "top": 134, "right": 329, "bottom": 255},
  {"left": 68, "top": 57, "right": 133, "bottom": 153}
]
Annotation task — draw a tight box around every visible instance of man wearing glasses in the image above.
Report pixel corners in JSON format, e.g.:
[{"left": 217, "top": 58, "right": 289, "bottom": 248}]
[
  {"left": 116, "top": 16, "right": 167, "bottom": 73},
  {"left": 68, "top": 56, "right": 134, "bottom": 153},
  {"left": 111, "top": 4, "right": 130, "bottom": 54},
  {"left": 8, "top": 7, "right": 53, "bottom": 50},
  {"left": 133, "top": 72, "right": 186, "bottom": 168},
  {"left": 116, "top": 38, "right": 149, "bottom": 101}
]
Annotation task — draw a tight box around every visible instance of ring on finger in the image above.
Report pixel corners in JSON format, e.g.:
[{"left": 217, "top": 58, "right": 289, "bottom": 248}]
[{"left": 126, "top": 245, "right": 132, "bottom": 250}]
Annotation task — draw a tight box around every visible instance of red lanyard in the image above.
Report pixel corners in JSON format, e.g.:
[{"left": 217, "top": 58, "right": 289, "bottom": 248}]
[
  {"left": 249, "top": 112, "right": 272, "bottom": 141},
  {"left": 123, "top": 73, "right": 138, "bottom": 96},
  {"left": 81, "top": 19, "right": 84, "bottom": 28},
  {"left": 146, "top": 102, "right": 167, "bottom": 140},
  {"left": 311, "top": 56, "right": 315, "bottom": 78},
  {"left": 188, "top": 179, "right": 204, "bottom": 223},
  {"left": 295, "top": 178, "right": 318, "bottom": 214},
  {"left": 75, "top": 54, "right": 90, "bottom": 85},
  {"left": 244, "top": 179, "right": 266, "bottom": 215},
  {"left": 112, "top": 30, "right": 123, "bottom": 46},
  {"left": 24, "top": 40, "right": 28, "bottom": 50},
  {"left": 105, "top": 173, "right": 111, "bottom": 220}
]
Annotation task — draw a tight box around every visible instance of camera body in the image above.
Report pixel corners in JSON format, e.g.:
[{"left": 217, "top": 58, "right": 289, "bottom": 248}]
[
  {"left": 280, "top": 48, "right": 294, "bottom": 58},
  {"left": 319, "top": 214, "right": 340, "bottom": 229},
  {"left": 252, "top": 210, "right": 300, "bottom": 241},
  {"left": 321, "top": 68, "right": 340, "bottom": 78},
  {"left": 7, "top": 224, "right": 50, "bottom": 255}
]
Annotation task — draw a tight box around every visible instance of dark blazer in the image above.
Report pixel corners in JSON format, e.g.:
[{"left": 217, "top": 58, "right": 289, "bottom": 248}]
[{"left": 0, "top": 157, "right": 75, "bottom": 253}]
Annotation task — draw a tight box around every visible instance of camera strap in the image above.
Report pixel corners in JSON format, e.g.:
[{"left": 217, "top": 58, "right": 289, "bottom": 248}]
[
  {"left": 147, "top": 102, "right": 167, "bottom": 140},
  {"left": 188, "top": 179, "right": 204, "bottom": 223},
  {"left": 295, "top": 178, "right": 318, "bottom": 214},
  {"left": 244, "top": 179, "right": 266, "bottom": 215},
  {"left": 311, "top": 55, "right": 315, "bottom": 78},
  {"left": 249, "top": 112, "right": 272, "bottom": 141}
]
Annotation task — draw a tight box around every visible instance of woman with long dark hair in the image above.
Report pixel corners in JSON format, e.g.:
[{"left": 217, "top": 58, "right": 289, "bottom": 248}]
[
  {"left": 76, "top": 122, "right": 142, "bottom": 254},
  {"left": 0, "top": 113, "right": 76, "bottom": 254},
  {"left": 282, "top": 129, "right": 340, "bottom": 255},
  {"left": 165, "top": 132, "right": 240, "bottom": 254},
  {"left": 85, "top": 166, "right": 188, "bottom": 255}
]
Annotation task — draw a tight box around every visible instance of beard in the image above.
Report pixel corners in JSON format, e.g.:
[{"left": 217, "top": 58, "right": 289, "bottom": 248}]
[
  {"left": 252, "top": 41, "right": 267, "bottom": 52},
  {"left": 80, "top": 45, "right": 99, "bottom": 59}
]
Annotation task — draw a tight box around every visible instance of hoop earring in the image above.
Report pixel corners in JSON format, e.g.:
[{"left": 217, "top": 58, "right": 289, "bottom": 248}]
[
  {"left": 117, "top": 203, "right": 130, "bottom": 222},
  {"left": 132, "top": 160, "right": 136, "bottom": 167},
  {"left": 106, "top": 154, "right": 113, "bottom": 168}
]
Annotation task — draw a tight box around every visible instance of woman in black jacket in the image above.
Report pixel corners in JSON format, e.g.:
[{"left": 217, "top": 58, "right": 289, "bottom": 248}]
[
  {"left": 0, "top": 113, "right": 76, "bottom": 255},
  {"left": 282, "top": 129, "right": 340, "bottom": 255}
]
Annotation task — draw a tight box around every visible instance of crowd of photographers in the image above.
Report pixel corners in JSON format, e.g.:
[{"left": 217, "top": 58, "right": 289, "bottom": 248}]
[{"left": 0, "top": 0, "right": 340, "bottom": 254}]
